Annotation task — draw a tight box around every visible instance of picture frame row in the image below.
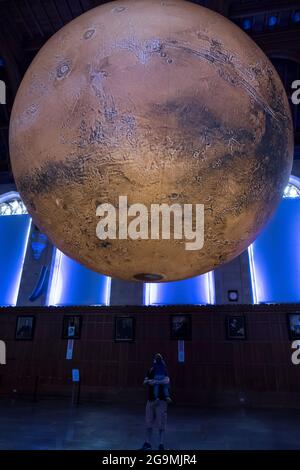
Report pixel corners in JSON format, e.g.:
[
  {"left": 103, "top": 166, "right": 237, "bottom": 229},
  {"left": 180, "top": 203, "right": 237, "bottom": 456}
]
[{"left": 14, "top": 313, "right": 300, "bottom": 342}]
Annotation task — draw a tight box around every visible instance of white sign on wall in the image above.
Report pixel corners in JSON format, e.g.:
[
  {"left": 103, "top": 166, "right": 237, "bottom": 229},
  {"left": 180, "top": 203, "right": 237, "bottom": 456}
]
[
  {"left": 0, "top": 80, "right": 6, "bottom": 105},
  {"left": 0, "top": 340, "right": 6, "bottom": 365},
  {"left": 178, "top": 340, "right": 185, "bottom": 363},
  {"left": 66, "top": 339, "right": 74, "bottom": 360},
  {"left": 72, "top": 369, "right": 80, "bottom": 382}
]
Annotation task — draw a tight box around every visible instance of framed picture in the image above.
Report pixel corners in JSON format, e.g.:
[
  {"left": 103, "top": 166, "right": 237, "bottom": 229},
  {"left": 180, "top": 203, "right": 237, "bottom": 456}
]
[
  {"left": 170, "top": 314, "right": 192, "bottom": 340},
  {"left": 287, "top": 313, "right": 300, "bottom": 339},
  {"left": 62, "top": 316, "right": 82, "bottom": 340},
  {"left": 115, "top": 316, "right": 135, "bottom": 342},
  {"left": 226, "top": 315, "right": 246, "bottom": 340},
  {"left": 15, "top": 316, "right": 35, "bottom": 340}
]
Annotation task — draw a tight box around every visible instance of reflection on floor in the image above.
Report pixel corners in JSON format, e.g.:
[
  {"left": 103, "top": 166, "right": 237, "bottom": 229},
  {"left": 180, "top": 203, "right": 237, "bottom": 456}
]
[{"left": 0, "top": 399, "right": 299, "bottom": 450}]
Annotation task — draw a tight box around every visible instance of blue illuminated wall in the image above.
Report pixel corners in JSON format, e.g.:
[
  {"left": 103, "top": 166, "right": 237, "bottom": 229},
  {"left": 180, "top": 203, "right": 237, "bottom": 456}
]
[
  {"left": 249, "top": 196, "right": 300, "bottom": 303},
  {"left": 47, "top": 249, "right": 111, "bottom": 306},
  {"left": 0, "top": 215, "right": 31, "bottom": 306},
  {"left": 144, "top": 272, "right": 215, "bottom": 305}
]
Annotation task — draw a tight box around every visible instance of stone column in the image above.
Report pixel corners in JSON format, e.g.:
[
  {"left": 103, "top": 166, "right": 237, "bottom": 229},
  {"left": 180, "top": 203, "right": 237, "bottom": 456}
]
[
  {"left": 214, "top": 250, "right": 253, "bottom": 304},
  {"left": 110, "top": 279, "right": 144, "bottom": 305},
  {"left": 16, "top": 225, "right": 54, "bottom": 306}
]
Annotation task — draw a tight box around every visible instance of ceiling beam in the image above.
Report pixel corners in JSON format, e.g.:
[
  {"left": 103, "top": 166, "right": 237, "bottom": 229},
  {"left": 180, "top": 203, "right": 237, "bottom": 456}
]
[
  {"left": 205, "top": 0, "right": 232, "bottom": 16},
  {"left": 230, "top": 0, "right": 300, "bottom": 18},
  {"left": 24, "top": 36, "right": 50, "bottom": 52},
  {"left": 252, "top": 28, "right": 300, "bottom": 62}
]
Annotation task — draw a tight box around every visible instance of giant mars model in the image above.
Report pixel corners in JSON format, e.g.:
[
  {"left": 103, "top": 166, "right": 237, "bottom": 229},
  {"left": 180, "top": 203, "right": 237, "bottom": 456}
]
[{"left": 9, "top": 0, "right": 293, "bottom": 282}]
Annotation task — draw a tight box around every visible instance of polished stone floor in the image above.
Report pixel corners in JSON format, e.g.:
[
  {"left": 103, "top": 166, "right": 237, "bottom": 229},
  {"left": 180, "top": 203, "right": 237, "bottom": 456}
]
[{"left": 0, "top": 399, "right": 299, "bottom": 450}]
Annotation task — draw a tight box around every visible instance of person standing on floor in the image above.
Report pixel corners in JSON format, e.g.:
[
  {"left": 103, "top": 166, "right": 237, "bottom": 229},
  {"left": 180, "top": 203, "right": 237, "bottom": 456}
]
[{"left": 141, "top": 353, "right": 171, "bottom": 451}]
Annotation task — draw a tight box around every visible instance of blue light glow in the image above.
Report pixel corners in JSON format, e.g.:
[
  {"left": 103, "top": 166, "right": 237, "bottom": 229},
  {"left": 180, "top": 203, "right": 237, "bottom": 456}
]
[
  {"left": 31, "top": 232, "right": 47, "bottom": 260},
  {"left": 249, "top": 177, "right": 300, "bottom": 304},
  {"left": 0, "top": 192, "right": 31, "bottom": 306},
  {"left": 268, "top": 16, "right": 278, "bottom": 27},
  {"left": 144, "top": 272, "right": 215, "bottom": 306},
  {"left": 242, "top": 19, "right": 252, "bottom": 30},
  {"left": 248, "top": 243, "right": 260, "bottom": 304},
  {"left": 0, "top": 215, "right": 31, "bottom": 306},
  {"left": 294, "top": 11, "right": 300, "bottom": 23},
  {"left": 47, "top": 249, "right": 111, "bottom": 306}
]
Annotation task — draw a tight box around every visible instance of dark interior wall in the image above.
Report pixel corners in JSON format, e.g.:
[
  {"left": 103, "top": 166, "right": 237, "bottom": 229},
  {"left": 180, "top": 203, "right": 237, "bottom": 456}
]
[{"left": 0, "top": 304, "right": 299, "bottom": 407}]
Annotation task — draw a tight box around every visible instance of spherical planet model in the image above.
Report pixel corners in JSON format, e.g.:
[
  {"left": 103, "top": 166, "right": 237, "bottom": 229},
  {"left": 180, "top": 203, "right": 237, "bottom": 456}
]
[{"left": 9, "top": 0, "right": 293, "bottom": 282}]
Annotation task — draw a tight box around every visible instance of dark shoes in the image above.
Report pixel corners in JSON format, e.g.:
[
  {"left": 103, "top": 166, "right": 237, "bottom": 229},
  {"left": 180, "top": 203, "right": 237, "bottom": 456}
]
[
  {"left": 141, "top": 441, "right": 152, "bottom": 450},
  {"left": 141, "top": 442, "right": 166, "bottom": 451}
]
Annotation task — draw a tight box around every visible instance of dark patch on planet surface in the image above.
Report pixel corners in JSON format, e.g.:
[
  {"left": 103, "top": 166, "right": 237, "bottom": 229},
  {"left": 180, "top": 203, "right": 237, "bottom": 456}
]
[
  {"left": 153, "top": 97, "right": 254, "bottom": 142},
  {"left": 134, "top": 273, "right": 164, "bottom": 281},
  {"left": 18, "top": 154, "right": 93, "bottom": 195},
  {"left": 99, "top": 241, "right": 111, "bottom": 248},
  {"left": 254, "top": 112, "right": 290, "bottom": 199}
]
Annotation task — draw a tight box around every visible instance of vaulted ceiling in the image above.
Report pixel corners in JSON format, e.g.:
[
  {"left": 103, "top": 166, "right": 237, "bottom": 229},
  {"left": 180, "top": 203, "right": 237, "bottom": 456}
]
[{"left": 0, "top": 0, "right": 300, "bottom": 182}]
